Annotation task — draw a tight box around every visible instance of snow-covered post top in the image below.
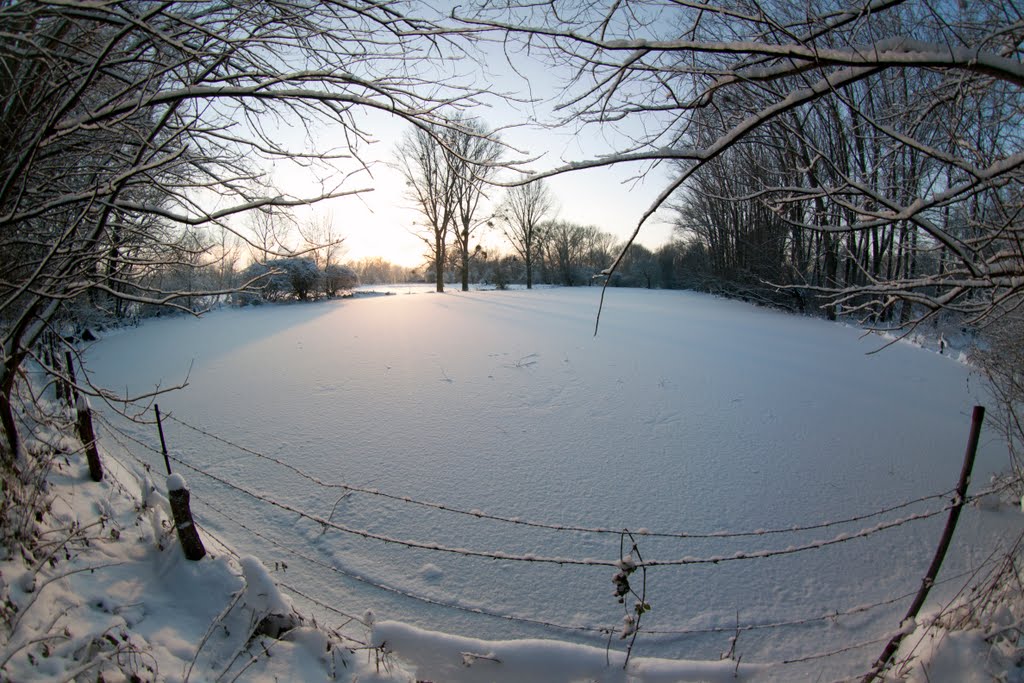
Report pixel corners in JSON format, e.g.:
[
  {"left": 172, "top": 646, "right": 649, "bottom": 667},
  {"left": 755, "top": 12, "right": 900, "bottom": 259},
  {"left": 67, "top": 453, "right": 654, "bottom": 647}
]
[
  {"left": 74, "top": 394, "right": 103, "bottom": 482},
  {"left": 166, "top": 474, "right": 206, "bottom": 561}
]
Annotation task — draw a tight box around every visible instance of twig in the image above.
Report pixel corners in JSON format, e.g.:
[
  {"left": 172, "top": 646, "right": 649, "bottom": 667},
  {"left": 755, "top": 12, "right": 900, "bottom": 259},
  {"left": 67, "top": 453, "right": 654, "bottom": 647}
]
[{"left": 186, "top": 588, "right": 246, "bottom": 683}]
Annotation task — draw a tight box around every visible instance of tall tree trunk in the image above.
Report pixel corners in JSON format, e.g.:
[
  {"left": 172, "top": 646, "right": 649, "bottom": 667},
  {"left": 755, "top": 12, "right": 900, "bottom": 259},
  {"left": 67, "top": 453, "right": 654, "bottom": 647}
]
[
  {"left": 0, "top": 386, "right": 19, "bottom": 462},
  {"left": 824, "top": 232, "right": 839, "bottom": 321},
  {"left": 461, "top": 232, "right": 470, "bottom": 292},
  {"left": 435, "top": 239, "right": 445, "bottom": 293},
  {"left": 899, "top": 227, "right": 918, "bottom": 324}
]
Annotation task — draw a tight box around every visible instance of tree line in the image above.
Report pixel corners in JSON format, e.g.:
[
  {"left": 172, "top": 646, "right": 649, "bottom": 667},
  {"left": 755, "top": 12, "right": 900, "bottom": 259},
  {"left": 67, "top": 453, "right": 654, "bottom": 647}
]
[
  {"left": 465, "top": 0, "right": 1023, "bottom": 331},
  {"left": 416, "top": 216, "right": 700, "bottom": 292},
  {"left": 464, "top": 0, "right": 1023, "bottom": 478},
  {"left": 395, "top": 119, "right": 707, "bottom": 292}
]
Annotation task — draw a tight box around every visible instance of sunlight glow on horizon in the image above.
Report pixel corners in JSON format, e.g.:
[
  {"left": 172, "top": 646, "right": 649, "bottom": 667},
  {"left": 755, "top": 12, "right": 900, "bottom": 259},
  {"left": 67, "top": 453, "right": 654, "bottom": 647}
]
[
  {"left": 263, "top": 48, "right": 681, "bottom": 270},
  {"left": 274, "top": 139, "right": 679, "bottom": 270}
]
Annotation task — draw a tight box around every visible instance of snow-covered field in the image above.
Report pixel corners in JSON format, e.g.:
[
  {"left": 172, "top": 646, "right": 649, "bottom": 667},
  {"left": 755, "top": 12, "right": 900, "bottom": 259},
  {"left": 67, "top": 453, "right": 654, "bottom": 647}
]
[{"left": 83, "top": 287, "right": 1023, "bottom": 680}]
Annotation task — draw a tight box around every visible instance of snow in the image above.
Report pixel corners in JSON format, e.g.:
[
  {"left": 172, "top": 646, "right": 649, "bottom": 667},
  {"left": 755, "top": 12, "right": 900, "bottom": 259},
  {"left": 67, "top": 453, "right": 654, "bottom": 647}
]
[
  {"left": 1, "top": 446, "right": 415, "bottom": 679},
  {"left": 903, "top": 626, "right": 1002, "bottom": 683},
  {"left": 0, "top": 449, "right": 400, "bottom": 682},
  {"left": 373, "top": 619, "right": 762, "bottom": 682},
  {"left": 70, "top": 286, "right": 1024, "bottom": 680},
  {"left": 167, "top": 472, "right": 187, "bottom": 491},
  {"left": 238, "top": 555, "right": 293, "bottom": 615}
]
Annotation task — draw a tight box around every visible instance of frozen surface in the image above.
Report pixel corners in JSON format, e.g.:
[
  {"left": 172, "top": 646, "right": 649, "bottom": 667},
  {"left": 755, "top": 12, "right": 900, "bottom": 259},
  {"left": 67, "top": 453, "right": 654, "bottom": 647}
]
[{"left": 85, "top": 287, "right": 1024, "bottom": 679}]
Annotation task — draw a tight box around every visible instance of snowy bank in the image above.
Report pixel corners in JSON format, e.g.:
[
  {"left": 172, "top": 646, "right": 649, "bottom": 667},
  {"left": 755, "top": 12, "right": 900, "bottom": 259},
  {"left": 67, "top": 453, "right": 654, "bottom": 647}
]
[
  {"left": 0, "top": 421, "right": 407, "bottom": 682},
  {"left": 373, "top": 619, "right": 761, "bottom": 682}
]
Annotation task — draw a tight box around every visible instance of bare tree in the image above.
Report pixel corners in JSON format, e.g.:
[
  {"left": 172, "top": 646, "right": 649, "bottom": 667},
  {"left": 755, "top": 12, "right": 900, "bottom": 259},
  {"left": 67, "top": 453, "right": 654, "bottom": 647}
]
[
  {"left": 299, "top": 211, "right": 346, "bottom": 273},
  {"left": 247, "top": 204, "right": 292, "bottom": 265},
  {"left": 669, "top": 141, "right": 796, "bottom": 308},
  {"left": 448, "top": 117, "right": 504, "bottom": 291},
  {"left": 462, "top": 0, "right": 1024, "bottom": 327},
  {"left": 210, "top": 225, "right": 242, "bottom": 291},
  {"left": 499, "top": 179, "right": 556, "bottom": 288},
  {"left": 612, "top": 242, "right": 657, "bottom": 289},
  {"left": 0, "top": 1, "right": 484, "bottom": 461},
  {"left": 396, "top": 116, "right": 504, "bottom": 292},
  {"left": 543, "top": 220, "right": 610, "bottom": 286},
  {"left": 396, "top": 125, "right": 458, "bottom": 292}
]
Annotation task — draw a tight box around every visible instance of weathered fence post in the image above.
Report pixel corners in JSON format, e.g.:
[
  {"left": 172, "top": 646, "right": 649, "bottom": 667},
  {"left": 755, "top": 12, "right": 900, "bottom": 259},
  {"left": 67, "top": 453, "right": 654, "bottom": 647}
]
[
  {"left": 862, "top": 405, "right": 985, "bottom": 682},
  {"left": 44, "top": 334, "right": 71, "bottom": 406},
  {"left": 75, "top": 395, "right": 104, "bottom": 482},
  {"left": 167, "top": 474, "right": 207, "bottom": 561}
]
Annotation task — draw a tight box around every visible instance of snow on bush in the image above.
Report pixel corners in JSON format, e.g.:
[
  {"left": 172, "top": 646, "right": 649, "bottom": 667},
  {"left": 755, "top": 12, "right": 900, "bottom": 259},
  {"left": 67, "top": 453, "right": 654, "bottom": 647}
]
[
  {"left": 239, "top": 555, "right": 295, "bottom": 622},
  {"left": 323, "top": 263, "right": 359, "bottom": 296}
]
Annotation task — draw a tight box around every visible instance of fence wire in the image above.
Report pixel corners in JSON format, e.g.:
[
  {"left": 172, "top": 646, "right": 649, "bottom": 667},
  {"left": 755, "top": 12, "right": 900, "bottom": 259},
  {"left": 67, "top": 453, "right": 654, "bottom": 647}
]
[
  {"left": 91, "top": 409, "right": 1011, "bottom": 674},
  {"left": 166, "top": 413, "right": 959, "bottom": 540}
]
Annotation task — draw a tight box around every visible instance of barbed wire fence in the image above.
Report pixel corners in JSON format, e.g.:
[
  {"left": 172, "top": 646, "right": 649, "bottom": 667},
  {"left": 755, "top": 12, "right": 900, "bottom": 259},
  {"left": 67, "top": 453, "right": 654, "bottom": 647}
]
[{"left": 89, "top": 406, "right": 1015, "bottom": 679}]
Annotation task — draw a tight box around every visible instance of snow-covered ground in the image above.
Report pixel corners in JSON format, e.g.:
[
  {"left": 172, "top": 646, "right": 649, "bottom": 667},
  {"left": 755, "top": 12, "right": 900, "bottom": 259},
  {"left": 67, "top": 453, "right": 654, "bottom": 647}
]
[{"left": 75, "top": 287, "right": 1023, "bottom": 680}]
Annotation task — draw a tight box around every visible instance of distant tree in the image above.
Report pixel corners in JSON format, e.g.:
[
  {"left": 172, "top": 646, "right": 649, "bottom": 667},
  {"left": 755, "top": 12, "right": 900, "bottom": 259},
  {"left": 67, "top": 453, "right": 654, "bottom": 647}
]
[
  {"left": 583, "top": 229, "right": 616, "bottom": 279},
  {"left": 448, "top": 118, "right": 503, "bottom": 291},
  {"left": 247, "top": 203, "right": 293, "bottom": 265},
  {"left": 652, "top": 241, "right": 706, "bottom": 290},
  {"left": 469, "top": 245, "right": 490, "bottom": 284},
  {"left": 211, "top": 225, "right": 242, "bottom": 291},
  {"left": 499, "top": 179, "right": 556, "bottom": 289},
  {"left": 352, "top": 257, "right": 383, "bottom": 285},
  {"left": 240, "top": 258, "right": 320, "bottom": 302},
  {"left": 397, "top": 126, "right": 457, "bottom": 292},
  {"left": 161, "top": 229, "right": 215, "bottom": 312},
  {"left": 668, "top": 140, "right": 808, "bottom": 311},
  {"left": 397, "top": 115, "right": 503, "bottom": 292},
  {"left": 541, "top": 222, "right": 615, "bottom": 286},
  {"left": 277, "top": 258, "right": 320, "bottom": 301},
  {"left": 323, "top": 264, "right": 359, "bottom": 296},
  {"left": 612, "top": 243, "right": 656, "bottom": 289},
  {"left": 543, "top": 221, "right": 588, "bottom": 286},
  {"left": 299, "top": 212, "right": 345, "bottom": 274},
  {"left": 491, "top": 256, "right": 509, "bottom": 290}
]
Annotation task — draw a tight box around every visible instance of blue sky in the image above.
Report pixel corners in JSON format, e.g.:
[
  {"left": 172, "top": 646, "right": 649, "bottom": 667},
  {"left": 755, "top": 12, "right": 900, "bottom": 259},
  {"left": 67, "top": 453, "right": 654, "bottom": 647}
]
[{"left": 264, "top": 31, "right": 677, "bottom": 268}]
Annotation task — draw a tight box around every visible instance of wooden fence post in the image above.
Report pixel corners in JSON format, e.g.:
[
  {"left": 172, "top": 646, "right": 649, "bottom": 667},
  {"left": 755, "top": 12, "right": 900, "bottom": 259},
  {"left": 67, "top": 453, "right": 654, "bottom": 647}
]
[
  {"left": 862, "top": 405, "right": 985, "bottom": 682},
  {"left": 43, "top": 333, "right": 70, "bottom": 406},
  {"left": 167, "top": 474, "right": 207, "bottom": 561},
  {"left": 75, "top": 395, "right": 104, "bottom": 482}
]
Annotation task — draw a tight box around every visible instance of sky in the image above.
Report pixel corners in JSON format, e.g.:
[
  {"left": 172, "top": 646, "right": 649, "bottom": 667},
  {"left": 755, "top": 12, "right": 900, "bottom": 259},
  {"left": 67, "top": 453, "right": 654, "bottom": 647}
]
[{"left": 261, "top": 28, "right": 678, "bottom": 269}]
